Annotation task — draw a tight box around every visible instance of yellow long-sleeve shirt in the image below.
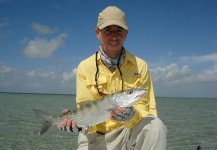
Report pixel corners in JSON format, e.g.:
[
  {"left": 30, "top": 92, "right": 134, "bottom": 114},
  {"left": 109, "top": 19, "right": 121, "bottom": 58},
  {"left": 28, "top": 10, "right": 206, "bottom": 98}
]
[{"left": 76, "top": 50, "right": 157, "bottom": 134}]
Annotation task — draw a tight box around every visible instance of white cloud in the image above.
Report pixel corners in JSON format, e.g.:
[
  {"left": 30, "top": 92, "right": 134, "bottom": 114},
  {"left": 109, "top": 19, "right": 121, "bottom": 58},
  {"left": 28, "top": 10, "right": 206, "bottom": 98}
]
[
  {"left": 196, "top": 64, "right": 217, "bottom": 82},
  {"left": 1, "top": 52, "right": 217, "bottom": 97},
  {"left": 151, "top": 61, "right": 217, "bottom": 86},
  {"left": 32, "top": 22, "right": 58, "bottom": 35},
  {"left": 150, "top": 54, "right": 217, "bottom": 98},
  {"left": 0, "top": 63, "right": 77, "bottom": 94},
  {"left": 0, "top": 64, "right": 14, "bottom": 76},
  {"left": 23, "top": 33, "right": 67, "bottom": 58},
  {"left": 61, "top": 68, "right": 77, "bottom": 84},
  {"left": 151, "top": 63, "right": 192, "bottom": 84},
  {"left": 26, "top": 70, "right": 57, "bottom": 79},
  {"left": 179, "top": 53, "right": 217, "bottom": 64}
]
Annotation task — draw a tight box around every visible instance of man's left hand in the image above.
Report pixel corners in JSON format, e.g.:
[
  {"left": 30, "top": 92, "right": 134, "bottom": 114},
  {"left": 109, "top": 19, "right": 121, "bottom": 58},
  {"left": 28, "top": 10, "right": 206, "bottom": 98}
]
[{"left": 110, "top": 107, "right": 135, "bottom": 122}]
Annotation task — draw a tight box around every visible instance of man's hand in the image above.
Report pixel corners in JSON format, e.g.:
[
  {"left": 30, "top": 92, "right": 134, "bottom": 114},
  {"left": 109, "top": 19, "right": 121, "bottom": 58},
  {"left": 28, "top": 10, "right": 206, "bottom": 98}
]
[
  {"left": 110, "top": 107, "right": 135, "bottom": 122},
  {"left": 57, "top": 109, "right": 81, "bottom": 133}
]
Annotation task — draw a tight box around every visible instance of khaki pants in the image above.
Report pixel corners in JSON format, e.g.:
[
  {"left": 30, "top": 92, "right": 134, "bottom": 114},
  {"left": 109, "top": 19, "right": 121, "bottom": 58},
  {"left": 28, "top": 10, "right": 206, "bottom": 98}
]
[{"left": 77, "top": 116, "right": 167, "bottom": 150}]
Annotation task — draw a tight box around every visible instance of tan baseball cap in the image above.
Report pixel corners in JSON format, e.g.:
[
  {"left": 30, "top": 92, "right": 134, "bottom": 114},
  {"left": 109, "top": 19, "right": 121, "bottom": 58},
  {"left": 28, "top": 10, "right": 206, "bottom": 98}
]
[{"left": 97, "top": 6, "right": 128, "bottom": 30}]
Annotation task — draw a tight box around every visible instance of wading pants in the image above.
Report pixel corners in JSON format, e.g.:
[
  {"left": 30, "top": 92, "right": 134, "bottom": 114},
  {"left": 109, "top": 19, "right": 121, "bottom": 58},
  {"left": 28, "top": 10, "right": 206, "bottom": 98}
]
[{"left": 77, "top": 116, "right": 167, "bottom": 150}]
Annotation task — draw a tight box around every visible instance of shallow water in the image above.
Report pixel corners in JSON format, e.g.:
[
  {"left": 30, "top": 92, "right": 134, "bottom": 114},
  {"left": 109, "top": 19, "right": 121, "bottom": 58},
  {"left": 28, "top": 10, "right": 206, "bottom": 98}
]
[{"left": 0, "top": 93, "right": 216, "bottom": 150}]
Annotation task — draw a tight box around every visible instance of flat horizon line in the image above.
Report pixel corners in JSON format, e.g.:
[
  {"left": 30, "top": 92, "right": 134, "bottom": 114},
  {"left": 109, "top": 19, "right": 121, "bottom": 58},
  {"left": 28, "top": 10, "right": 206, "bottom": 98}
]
[{"left": 0, "top": 91, "right": 216, "bottom": 99}]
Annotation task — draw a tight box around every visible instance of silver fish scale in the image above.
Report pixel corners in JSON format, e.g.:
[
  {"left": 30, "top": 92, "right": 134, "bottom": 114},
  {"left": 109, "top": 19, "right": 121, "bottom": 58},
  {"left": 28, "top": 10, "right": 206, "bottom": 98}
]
[
  {"left": 52, "top": 94, "right": 115, "bottom": 128},
  {"left": 51, "top": 88, "right": 147, "bottom": 128},
  {"left": 33, "top": 88, "right": 147, "bottom": 135}
]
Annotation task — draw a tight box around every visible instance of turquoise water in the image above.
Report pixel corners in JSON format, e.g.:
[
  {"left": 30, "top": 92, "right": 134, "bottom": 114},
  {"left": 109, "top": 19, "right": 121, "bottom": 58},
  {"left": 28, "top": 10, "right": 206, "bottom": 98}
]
[{"left": 0, "top": 93, "right": 216, "bottom": 150}]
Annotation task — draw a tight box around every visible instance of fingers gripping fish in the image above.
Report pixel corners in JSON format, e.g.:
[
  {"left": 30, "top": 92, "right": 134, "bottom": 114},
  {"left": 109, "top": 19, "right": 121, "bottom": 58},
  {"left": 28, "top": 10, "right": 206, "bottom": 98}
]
[{"left": 33, "top": 88, "right": 147, "bottom": 135}]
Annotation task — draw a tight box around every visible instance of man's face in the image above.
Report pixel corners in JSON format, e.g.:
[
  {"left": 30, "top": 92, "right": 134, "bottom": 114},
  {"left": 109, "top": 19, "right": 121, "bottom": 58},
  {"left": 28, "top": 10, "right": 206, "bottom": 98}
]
[{"left": 96, "top": 25, "right": 128, "bottom": 59}]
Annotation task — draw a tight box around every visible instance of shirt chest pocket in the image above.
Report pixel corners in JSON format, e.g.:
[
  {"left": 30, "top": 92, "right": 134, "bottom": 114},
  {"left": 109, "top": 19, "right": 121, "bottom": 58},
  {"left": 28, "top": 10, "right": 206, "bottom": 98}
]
[
  {"left": 123, "top": 76, "right": 143, "bottom": 89},
  {"left": 86, "top": 76, "right": 110, "bottom": 95}
]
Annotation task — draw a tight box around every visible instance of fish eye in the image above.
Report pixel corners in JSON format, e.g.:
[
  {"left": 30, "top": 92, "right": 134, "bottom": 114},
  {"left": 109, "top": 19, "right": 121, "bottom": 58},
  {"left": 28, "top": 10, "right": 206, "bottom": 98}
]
[{"left": 127, "top": 89, "right": 133, "bottom": 94}]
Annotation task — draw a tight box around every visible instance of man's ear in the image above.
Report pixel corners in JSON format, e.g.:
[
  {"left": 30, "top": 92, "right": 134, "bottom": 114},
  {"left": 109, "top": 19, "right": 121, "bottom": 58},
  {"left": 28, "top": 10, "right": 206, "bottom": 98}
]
[
  {"left": 124, "top": 30, "right": 128, "bottom": 39},
  {"left": 95, "top": 28, "right": 101, "bottom": 40}
]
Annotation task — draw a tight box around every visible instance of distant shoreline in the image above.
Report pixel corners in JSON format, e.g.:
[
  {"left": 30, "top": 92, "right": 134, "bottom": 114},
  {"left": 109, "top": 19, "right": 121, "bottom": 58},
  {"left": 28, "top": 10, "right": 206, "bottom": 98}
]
[
  {"left": 0, "top": 91, "right": 76, "bottom": 96},
  {"left": 0, "top": 92, "right": 216, "bottom": 99}
]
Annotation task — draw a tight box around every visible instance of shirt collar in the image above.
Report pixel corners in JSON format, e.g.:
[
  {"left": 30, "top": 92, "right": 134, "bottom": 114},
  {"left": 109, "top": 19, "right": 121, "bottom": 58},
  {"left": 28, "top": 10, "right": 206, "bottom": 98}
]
[{"left": 97, "top": 49, "right": 137, "bottom": 66}]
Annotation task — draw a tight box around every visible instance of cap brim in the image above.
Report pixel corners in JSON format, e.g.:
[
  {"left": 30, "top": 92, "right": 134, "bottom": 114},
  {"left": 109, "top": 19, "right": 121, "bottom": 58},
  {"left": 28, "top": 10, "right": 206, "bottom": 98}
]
[{"left": 98, "top": 20, "right": 128, "bottom": 30}]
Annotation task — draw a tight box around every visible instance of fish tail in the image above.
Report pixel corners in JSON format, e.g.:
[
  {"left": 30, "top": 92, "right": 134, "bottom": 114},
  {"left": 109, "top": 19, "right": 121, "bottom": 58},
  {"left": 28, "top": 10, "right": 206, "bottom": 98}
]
[{"left": 33, "top": 109, "right": 54, "bottom": 135}]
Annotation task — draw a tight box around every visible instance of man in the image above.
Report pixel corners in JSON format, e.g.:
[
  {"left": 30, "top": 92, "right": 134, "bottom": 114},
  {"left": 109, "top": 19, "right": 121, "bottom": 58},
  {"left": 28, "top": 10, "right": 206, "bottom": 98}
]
[{"left": 58, "top": 6, "right": 167, "bottom": 150}]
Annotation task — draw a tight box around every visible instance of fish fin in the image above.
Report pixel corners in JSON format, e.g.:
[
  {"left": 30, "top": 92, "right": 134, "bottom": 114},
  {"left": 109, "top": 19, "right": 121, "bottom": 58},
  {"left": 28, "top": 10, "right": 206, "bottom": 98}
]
[
  {"left": 39, "top": 121, "right": 53, "bottom": 135},
  {"left": 32, "top": 109, "right": 54, "bottom": 135},
  {"left": 82, "top": 125, "right": 90, "bottom": 135}
]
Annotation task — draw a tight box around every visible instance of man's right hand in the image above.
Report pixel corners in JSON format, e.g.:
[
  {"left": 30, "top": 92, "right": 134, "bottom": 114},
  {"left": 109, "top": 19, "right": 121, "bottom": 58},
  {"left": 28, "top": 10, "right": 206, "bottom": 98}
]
[{"left": 57, "top": 109, "right": 80, "bottom": 133}]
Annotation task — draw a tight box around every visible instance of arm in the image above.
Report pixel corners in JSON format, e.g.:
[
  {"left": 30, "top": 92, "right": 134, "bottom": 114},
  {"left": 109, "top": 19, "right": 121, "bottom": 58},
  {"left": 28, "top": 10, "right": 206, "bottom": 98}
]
[
  {"left": 110, "top": 63, "right": 157, "bottom": 128},
  {"left": 57, "top": 61, "right": 95, "bottom": 133},
  {"left": 76, "top": 64, "right": 97, "bottom": 108}
]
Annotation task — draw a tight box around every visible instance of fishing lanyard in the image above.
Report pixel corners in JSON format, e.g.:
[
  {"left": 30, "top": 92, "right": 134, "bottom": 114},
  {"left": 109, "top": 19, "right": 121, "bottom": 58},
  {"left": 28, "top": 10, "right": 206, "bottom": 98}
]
[{"left": 95, "top": 50, "right": 124, "bottom": 96}]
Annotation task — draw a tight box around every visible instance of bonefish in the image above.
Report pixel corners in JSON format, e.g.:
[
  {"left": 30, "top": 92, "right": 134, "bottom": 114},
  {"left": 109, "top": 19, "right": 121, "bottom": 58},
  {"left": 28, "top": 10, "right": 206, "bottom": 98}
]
[{"left": 33, "top": 88, "right": 147, "bottom": 135}]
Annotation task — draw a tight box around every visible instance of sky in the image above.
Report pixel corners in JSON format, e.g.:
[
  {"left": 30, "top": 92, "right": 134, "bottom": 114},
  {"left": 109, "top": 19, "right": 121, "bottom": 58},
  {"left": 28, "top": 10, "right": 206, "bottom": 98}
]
[{"left": 0, "top": 0, "right": 217, "bottom": 98}]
